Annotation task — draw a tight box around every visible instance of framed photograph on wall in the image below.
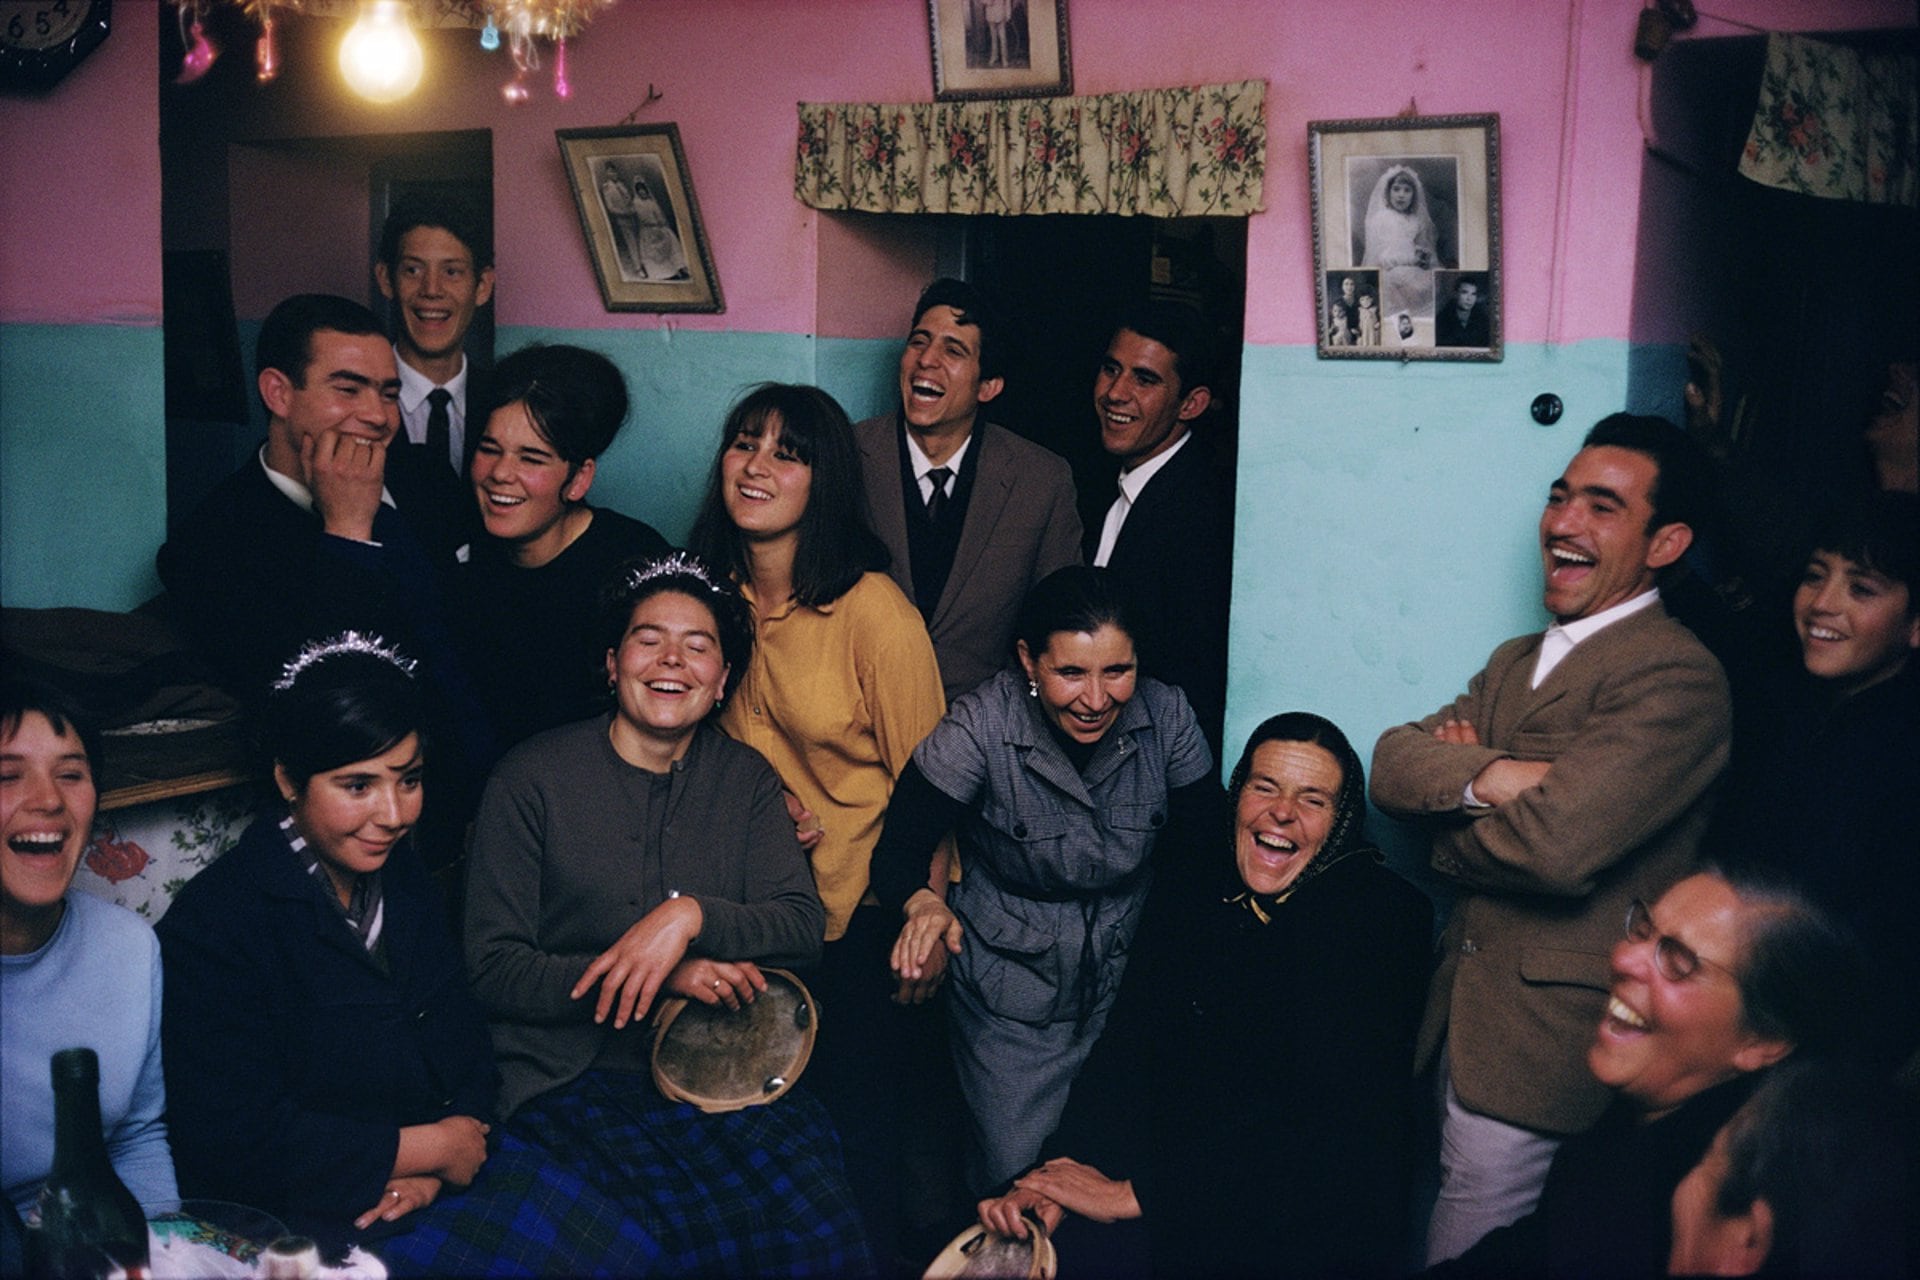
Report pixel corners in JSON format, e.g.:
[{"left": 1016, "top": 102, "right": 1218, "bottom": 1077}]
[
  {"left": 556, "top": 124, "right": 724, "bottom": 313},
  {"left": 1308, "top": 114, "right": 1501, "bottom": 361},
  {"left": 928, "top": 0, "right": 1071, "bottom": 101}
]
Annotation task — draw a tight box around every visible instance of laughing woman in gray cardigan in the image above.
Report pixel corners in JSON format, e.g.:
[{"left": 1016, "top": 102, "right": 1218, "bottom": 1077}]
[{"left": 462, "top": 553, "right": 870, "bottom": 1276}]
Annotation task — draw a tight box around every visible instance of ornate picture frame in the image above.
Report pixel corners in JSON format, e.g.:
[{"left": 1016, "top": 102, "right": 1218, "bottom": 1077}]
[
  {"left": 1309, "top": 114, "right": 1502, "bottom": 361},
  {"left": 928, "top": 0, "right": 1070, "bottom": 102},
  {"left": 556, "top": 124, "right": 724, "bottom": 314}
]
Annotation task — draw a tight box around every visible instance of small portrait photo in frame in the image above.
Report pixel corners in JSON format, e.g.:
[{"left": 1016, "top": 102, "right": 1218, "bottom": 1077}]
[
  {"left": 928, "top": 0, "right": 1071, "bottom": 101},
  {"left": 1323, "top": 268, "right": 1384, "bottom": 349},
  {"left": 1309, "top": 114, "right": 1501, "bottom": 361},
  {"left": 1433, "top": 270, "right": 1494, "bottom": 350},
  {"left": 557, "top": 124, "right": 723, "bottom": 313}
]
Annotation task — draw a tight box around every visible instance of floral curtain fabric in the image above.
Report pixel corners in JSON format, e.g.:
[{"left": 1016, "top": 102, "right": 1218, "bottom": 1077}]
[
  {"left": 795, "top": 80, "right": 1266, "bottom": 217},
  {"left": 1739, "top": 33, "right": 1917, "bottom": 208}
]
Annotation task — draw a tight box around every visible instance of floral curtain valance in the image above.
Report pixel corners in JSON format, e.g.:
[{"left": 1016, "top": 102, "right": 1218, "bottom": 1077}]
[
  {"left": 1739, "top": 33, "right": 1917, "bottom": 208},
  {"left": 795, "top": 80, "right": 1267, "bottom": 217}
]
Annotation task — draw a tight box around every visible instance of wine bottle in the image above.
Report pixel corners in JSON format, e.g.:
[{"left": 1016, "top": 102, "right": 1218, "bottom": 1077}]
[{"left": 32, "top": 1049, "right": 150, "bottom": 1279}]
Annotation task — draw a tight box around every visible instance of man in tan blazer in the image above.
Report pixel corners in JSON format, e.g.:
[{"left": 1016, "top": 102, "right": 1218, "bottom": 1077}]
[
  {"left": 855, "top": 279, "right": 1082, "bottom": 702},
  {"left": 1371, "top": 415, "right": 1731, "bottom": 1263}
]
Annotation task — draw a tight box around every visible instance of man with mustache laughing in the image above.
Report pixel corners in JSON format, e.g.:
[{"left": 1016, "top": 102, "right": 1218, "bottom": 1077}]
[{"left": 1369, "top": 414, "right": 1732, "bottom": 1266}]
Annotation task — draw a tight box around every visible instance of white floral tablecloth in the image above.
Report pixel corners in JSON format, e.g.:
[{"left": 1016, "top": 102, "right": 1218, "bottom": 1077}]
[{"left": 71, "top": 784, "right": 268, "bottom": 923}]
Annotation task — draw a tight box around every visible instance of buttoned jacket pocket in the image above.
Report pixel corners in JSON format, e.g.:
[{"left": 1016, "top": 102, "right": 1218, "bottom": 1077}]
[
  {"left": 975, "top": 801, "right": 1078, "bottom": 892},
  {"left": 1516, "top": 945, "right": 1610, "bottom": 992}
]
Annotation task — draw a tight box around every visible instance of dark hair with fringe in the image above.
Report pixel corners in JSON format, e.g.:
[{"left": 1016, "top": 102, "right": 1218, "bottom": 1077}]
[
  {"left": 1, "top": 678, "right": 103, "bottom": 780},
  {"left": 1014, "top": 565, "right": 1136, "bottom": 659},
  {"left": 688, "top": 383, "right": 889, "bottom": 609},
  {"left": 1802, "top": 490, "right": 1919, "bottom": 611},
  {"left": 265, "top": 644, "right": 426, "bottom": 789},
  {"left": 911, "top": 278, "right": 1012, "bottom": 385},
  {"left": 480, "top": 343, "right": 629, "bottom": 469},
  {"left": 256, "top": 293, "right": 387, "bottom": 391},
  {"left": 378, "top": 191, "right": 493, "bottom": 271},
  {"left": 598, "top": 553, "right": 755, "bottom": 706}
]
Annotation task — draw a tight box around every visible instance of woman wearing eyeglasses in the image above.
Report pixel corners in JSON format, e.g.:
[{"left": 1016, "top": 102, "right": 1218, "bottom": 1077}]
[{"left": 1426, "top": 865, "right": 1870, "bottom": 1280}]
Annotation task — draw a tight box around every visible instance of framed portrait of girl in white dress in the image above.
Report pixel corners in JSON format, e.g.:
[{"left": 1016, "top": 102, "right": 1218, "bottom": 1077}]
[{"left": 1309, "top": 114, "right": 1501, "bottom": 361}]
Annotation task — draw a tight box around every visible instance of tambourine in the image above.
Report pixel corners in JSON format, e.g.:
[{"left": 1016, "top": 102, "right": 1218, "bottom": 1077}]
[
  {"left": 650, "top": 967, "right": 817, "bottom": 1113},
  {"left": 923, "top": 1216, "right": 1057, "bottom": 1280}
]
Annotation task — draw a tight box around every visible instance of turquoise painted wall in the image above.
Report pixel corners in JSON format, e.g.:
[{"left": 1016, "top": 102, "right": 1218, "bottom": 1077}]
[
  {"left": 496, "top": 328, "right": 902, "bottom": 545},
  {"left": 1227, "top": 338, "right": 1646, "bottom": 763},
  {"left": 498, "top": 327, "right": 815, "bottom": 545},
  {"left": 1228, "top": 337, "right": 1660, "bottom": 883},
  {"left": 162, "top": 327, "right": 903, "bottom": 558},
  {"left": 503, "top": 327, "right": 1657, "bottom": 807},
  {"left": 1, "top": 325, "right": 167, "bottom": 611}
]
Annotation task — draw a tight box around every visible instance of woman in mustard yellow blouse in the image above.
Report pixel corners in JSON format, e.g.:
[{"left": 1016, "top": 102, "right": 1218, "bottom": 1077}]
[{"left": 689, "top": 382, "right": 947, "bottom": 1257}]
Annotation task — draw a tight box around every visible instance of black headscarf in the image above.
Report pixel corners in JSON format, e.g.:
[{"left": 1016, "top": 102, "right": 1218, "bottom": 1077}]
[{"left": 1222, "top": 711, "right": 1376, "bottom": 921}]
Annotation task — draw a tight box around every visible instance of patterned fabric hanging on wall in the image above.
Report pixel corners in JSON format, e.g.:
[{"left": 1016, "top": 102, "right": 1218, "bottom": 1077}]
[
  {"left": 1739, "top": 33, "right": 1917, "bottom": 208},
  {"left": 795, "top": 80, "right": 1266, "bottom": 217}
]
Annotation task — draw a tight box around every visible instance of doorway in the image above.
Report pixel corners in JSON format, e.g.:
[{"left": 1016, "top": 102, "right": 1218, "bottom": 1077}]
[{"left": 959, "top": 214, "right": 1247, "bottom": 542}]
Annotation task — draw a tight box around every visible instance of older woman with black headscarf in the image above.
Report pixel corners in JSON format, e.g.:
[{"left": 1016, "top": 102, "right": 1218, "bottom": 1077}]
[{"left": 976, "top": 711, "right": 1432, "bottom": 1279}]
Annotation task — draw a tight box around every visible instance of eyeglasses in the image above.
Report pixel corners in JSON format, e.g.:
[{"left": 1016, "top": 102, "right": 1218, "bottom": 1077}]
[{"left": 1624, "top": 899, "right": 1735, "bottom": 983}]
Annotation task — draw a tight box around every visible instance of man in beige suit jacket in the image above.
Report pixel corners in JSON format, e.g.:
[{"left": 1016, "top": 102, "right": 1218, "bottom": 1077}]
[
  {"left": 855, "top": 279, "right": 1081, "bottom": 703},
  {"left": 1371, "top": 415, "right": 1731, "bottom": 1263}
]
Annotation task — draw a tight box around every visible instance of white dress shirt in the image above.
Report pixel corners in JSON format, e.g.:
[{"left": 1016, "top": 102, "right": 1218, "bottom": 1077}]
[
  {"left": 1461, "top": 586, "right": 1662, "bottom": 809},
  {"left": 395, "top": 350, "right": 470, "bottom": 473},
  {"left": 1529, "top": 587, "right": 1661, "bottom": 688},
  {"left": 1093, "top": 429, "right": 1191, "bottom": 567},
  {"left": 904, "top": 428, "right": 974, "bottom": 506}
]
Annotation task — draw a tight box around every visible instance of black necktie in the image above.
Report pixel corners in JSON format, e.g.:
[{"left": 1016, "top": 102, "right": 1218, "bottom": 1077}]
[
  {"left": 425, "top": 388, "right": 453, "bottom": 473},
  {"left": 924, "top": 466, "right": 953, "bottom": 525}
]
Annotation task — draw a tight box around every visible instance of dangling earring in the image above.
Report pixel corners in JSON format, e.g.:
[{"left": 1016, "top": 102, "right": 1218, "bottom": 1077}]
[{"left": 1028, "top": 679, "right": 1039, "bottom": 698}]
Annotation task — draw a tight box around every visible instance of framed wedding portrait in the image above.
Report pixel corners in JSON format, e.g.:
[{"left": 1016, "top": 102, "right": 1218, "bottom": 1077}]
[
  {"left": 1309, "top": 114, "right": 1502, "bottom": 361},
  {"left": 928, "top": 0, "right": 1071, "bottom": 101},
  {"left": 557, "top": 124, "right": 724, "bottom": 313}
]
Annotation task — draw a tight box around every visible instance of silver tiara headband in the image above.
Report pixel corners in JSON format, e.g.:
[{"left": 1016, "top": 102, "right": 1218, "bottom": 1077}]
[
  {"left": 617, "top": 551, "right": 728, "bottom": 598},
  {"left": 272, "top": 630, "right": 418, "bottom": 692}
]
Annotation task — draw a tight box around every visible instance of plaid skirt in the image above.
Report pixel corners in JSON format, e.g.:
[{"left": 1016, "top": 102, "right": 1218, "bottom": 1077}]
[{"left": 378, "top": 1069, "right": 874, "bottom": 1277}]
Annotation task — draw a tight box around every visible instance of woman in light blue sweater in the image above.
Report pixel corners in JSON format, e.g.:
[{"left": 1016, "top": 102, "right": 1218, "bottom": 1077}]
[{"left": 1, "top": 679, "right": 176, "bottom": 1218}]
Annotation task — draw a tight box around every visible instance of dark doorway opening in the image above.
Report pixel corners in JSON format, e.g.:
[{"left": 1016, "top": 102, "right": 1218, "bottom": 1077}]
[
  {"left": 962, "top": 215, "right": 1247, "bottom": 543},
  {"left": 1641, "top": 31, "right": 1917, "bottom": 579}
]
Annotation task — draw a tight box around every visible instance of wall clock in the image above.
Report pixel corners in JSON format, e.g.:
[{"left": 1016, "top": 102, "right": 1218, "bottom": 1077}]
[{"left": 1, "top": 0, "right": 111, "bottom": 93}]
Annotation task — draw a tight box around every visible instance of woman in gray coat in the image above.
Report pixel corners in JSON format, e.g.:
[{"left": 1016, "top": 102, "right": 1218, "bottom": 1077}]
[{"left": 871, "top": 566, "right": 1213, "bottom": 1191}]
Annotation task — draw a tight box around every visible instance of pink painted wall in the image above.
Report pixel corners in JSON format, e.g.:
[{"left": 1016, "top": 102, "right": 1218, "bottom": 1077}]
[
  {"left": 481, "top": 0, "right": 1908, "bottom": 346},
  {"left": 0, "top": 2, "right": 161, "bottom": 326},
  {"left": 6, "top": 0, "right": 1912, "bottom": 339}
]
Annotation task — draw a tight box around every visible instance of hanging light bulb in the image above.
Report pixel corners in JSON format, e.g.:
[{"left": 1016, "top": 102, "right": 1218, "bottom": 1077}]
[
  {"left": 479, "top": 15, "right": 500, "bottom": 51},
  {"left": 339, "top": 0, "right": 424, "bottom": 104},
  {"left": 256, "top": 11, "right": 279, "bottom": 83},
  {"left": 553, "top": 36, "right": 570, "bottom": 98}
]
